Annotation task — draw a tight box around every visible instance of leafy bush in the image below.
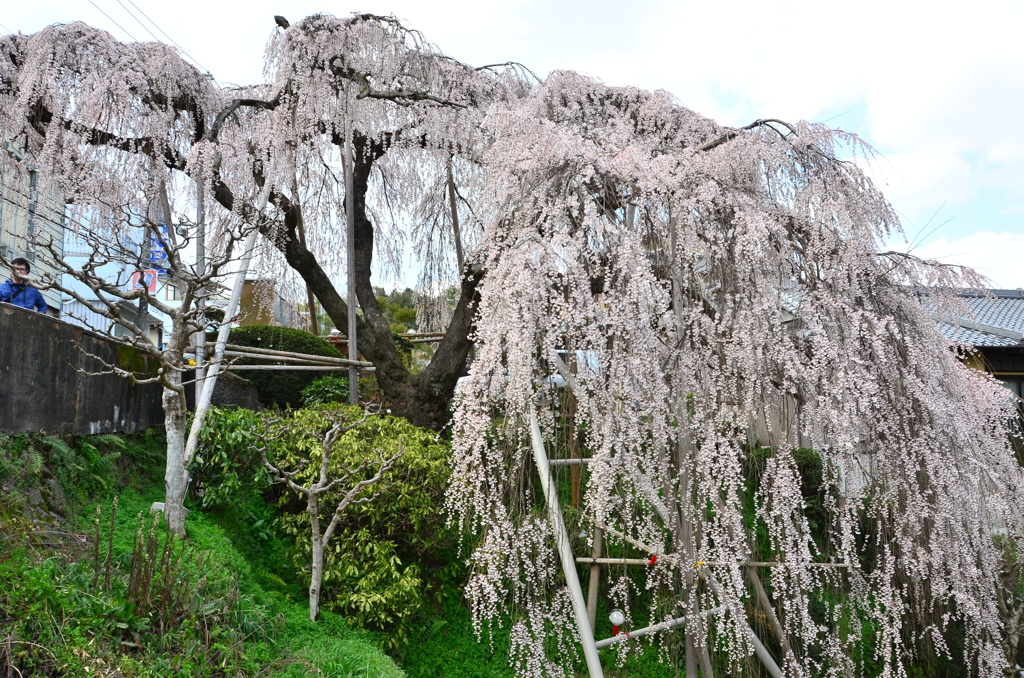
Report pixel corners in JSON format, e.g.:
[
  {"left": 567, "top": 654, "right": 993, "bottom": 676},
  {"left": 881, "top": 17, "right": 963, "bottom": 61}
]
[
  {"left": 271, "top": 408, "right": 455, "bottom": 645},
  {"left": 222, "top": 325, "right": 346, "bottom": 408},
  {"left": 303, "top": 374, "right": 351, "bottom": 406},
  {"left": 190, "top": 406, "right": 267, "bottom": 508},
  {"left": 194, "top": 405, "right": 459, "bottom": 647}
]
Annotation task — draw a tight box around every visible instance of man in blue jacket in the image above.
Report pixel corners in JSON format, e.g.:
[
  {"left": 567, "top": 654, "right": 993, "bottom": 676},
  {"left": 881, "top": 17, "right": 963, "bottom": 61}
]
[{"left": 0, "top": 257, "right": 49, "bottom": 314}]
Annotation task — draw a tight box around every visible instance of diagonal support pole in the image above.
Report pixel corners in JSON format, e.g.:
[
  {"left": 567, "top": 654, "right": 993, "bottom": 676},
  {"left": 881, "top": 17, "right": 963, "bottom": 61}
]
[{"left": 528, "top": 403, "right": 604, "bottom": 678}]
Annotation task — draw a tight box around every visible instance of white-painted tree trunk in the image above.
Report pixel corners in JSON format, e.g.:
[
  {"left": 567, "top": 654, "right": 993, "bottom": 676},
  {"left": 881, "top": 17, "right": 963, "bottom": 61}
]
[
  {"left": 308, "top": 495, "right": 324, "bottom": 622},
  {"left": 162, "top": 371, "right": 189, "bottom": 535}
]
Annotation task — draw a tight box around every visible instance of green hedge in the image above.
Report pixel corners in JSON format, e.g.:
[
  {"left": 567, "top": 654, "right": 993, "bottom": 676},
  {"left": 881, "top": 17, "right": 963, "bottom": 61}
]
[{"left": 221, "top": 326, "right": 345, "bottom": 408}]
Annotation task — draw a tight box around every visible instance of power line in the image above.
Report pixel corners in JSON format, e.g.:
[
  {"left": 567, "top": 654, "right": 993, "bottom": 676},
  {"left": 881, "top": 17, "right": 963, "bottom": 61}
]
[
  {"left": 0, "top": 21, "right": 13, "bottom": 35},
  {"left": 120, "top": 0, "right": 214, "bottom": 77},
  {"left": 114, "top": 0, "right": 162, "bottom": 43},
  {"left": 86, "top": 0, "right": 139, "bottom": 42}
]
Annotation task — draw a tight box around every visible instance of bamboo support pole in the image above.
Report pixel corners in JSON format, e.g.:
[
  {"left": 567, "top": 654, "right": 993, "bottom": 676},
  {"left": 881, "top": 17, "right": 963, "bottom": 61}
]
[
  {"left": 206, "top": 342, "right": 372, "bottom": 367},
  {"left": 221, "top": 350, "right": 352, "bottom": 366},
  {"left": 575, "top": 556, "right": 848, "bottom": 568},
  {"left": 550, "top": 458, "right": 590, "bottom": 466},
  {"left": 226, "top": 365, "right": 375, "bottom": 372},
  {"left": 329, "top": 333, "right": 444, "bottom": 344},
  {"left": 578, "top": 557, "right": 652, "bottom": 566}
]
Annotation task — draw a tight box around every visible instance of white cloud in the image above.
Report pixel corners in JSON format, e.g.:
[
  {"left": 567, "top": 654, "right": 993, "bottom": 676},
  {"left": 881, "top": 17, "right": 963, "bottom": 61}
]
[
  {"left": 862, "top": 150, "right": 976, "bottom": 218},
  {"left": 6, "top": 0, "right": 1023, "bottom": 251},
  {"left": 907, "top": 231, "right": 1024, "bottom": 288}
]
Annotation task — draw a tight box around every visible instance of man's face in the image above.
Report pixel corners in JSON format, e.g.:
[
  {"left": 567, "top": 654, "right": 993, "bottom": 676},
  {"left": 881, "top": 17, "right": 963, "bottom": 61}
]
[{"left": 11, "top": 264, "right": 28, "bottom": 282}]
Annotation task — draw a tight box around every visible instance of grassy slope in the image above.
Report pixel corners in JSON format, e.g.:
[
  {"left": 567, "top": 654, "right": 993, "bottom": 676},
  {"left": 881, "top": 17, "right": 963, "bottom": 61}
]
[{"left": 0, "top": 433, "right": 403, "bottom": 678}]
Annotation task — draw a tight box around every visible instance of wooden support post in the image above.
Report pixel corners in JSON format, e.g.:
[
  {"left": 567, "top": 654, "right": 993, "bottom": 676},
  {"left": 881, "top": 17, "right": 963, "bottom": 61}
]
[{"left": 586, "top": 527, "right": 604, "bottom": 632}]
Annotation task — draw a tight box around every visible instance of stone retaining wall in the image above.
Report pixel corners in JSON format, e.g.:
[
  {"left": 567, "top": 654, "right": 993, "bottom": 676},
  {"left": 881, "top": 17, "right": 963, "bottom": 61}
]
[{"left": 0, "top": 302, "right": 164, "bottom": 434}]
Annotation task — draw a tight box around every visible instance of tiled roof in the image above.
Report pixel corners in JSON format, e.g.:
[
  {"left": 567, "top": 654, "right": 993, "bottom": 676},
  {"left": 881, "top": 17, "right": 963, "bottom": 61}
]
[{"left": 941, "top": 289, "right": 1024, "bottom": 347}]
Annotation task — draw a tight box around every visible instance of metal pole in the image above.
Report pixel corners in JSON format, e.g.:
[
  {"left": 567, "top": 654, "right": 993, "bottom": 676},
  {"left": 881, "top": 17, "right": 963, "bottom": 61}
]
[
  {"left": 345, "top": 128, "right": 358, "bottom": 407},
  {"left": 528, "top": 404, "right": 604, "bottom": 678},
  {"left": 193, "top": 178, "right": 207, "bottom": 404}
]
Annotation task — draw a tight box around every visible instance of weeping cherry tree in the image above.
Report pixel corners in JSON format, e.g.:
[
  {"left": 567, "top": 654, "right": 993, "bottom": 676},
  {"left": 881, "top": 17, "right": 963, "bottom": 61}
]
[{"left": 2, "top": 15, "right": 1021, "bottom": 675}]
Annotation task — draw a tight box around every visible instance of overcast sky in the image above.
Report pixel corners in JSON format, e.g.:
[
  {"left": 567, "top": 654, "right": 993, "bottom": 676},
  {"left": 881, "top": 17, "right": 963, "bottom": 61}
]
[{"left": 5, "top": 0, "right": 1023, "bottom": 287}]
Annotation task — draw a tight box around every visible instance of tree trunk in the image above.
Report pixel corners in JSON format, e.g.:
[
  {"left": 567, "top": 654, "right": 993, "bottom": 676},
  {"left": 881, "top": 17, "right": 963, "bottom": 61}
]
[
  {"left": 207, "top": 130, "right": 479, "bottom": 430},
  {"left": 269, "top": 132, "right": 481, "bottom": 430},
  {"left": 308, "top": 495, "right": 323, "bottom": 622},
  {"left": 162, "top": 373, "right": 189, "bottom": 536}
]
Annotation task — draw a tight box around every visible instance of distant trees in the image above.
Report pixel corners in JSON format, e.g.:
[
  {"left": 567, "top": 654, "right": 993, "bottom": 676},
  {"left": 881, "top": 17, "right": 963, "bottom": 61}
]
[{"left": 373, "top": 287, "right": 417, "bottom": 334}]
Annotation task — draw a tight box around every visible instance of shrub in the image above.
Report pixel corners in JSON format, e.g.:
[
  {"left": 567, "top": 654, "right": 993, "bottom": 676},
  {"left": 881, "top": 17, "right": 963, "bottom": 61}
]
[
  {"left": 257, "top": 407, "right": 458, "bottom": 647},
  {"left": 222, "top": 326, "right": 345, "bottom": 408},
  {"left": 190, "top": 406, "right": 267, "bottom": 508},
  {"left": 302, "top": 375, "right": 351, "bottom": 406},
  {"left": 193, "top": 405, "right": 460, "bottom": 646}
]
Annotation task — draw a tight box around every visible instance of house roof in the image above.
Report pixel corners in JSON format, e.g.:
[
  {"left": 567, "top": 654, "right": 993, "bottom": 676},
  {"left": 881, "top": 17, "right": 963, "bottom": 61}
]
[{"left": 940, "top": 289, "right": 1024, "bottom": 347}]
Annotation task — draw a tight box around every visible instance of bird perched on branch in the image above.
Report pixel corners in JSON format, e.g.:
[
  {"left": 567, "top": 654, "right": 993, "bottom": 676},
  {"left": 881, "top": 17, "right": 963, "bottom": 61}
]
[{"left": 274, "top": 15, "right": 290, "bottom": 29}]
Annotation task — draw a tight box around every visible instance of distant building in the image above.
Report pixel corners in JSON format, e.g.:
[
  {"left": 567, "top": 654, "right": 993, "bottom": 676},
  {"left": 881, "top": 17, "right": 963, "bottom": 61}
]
[
  {"left": 0, "top": 140, "right": 66, "bottom": 314},
  {"left": 239, "top": 278, "right": 304, "bottom": 329},
  {"left": 940, "top": 289, "right": 1024, "bottom": 402}
]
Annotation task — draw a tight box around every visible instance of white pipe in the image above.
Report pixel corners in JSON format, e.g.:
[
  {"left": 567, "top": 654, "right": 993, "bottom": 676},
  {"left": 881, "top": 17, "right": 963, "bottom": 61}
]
[
  {"left": 594, "top": 606, "right": 727, "bottom": 649},
  {"left": 703, "top": 569, "right": 782, "bottom": 678},
  {"left": 529, "top": 404, "right": 604, "bottom": 678}
]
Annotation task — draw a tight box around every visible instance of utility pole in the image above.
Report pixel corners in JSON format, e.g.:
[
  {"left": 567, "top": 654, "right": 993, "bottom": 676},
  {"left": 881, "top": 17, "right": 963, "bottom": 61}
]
[
  {"left": 137, "top": 220, "right": 150, "bottom": 334},
  {"left": 193, "top": 178, "right": 207, "bottom": 403},
  {"left": 345, "top": 129, "right": 358, "bottom": 407}
]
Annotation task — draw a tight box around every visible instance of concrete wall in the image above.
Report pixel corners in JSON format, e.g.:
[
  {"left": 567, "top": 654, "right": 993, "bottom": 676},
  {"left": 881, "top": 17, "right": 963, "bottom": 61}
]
[{"left": 0, "top": 301, "right": 164, "bottom": 435}]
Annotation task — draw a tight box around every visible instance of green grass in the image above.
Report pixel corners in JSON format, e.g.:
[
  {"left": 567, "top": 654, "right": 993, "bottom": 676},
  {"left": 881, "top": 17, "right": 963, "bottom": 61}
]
[{"left": 0, "top": 432, "right": 404, "bottom": 678}]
